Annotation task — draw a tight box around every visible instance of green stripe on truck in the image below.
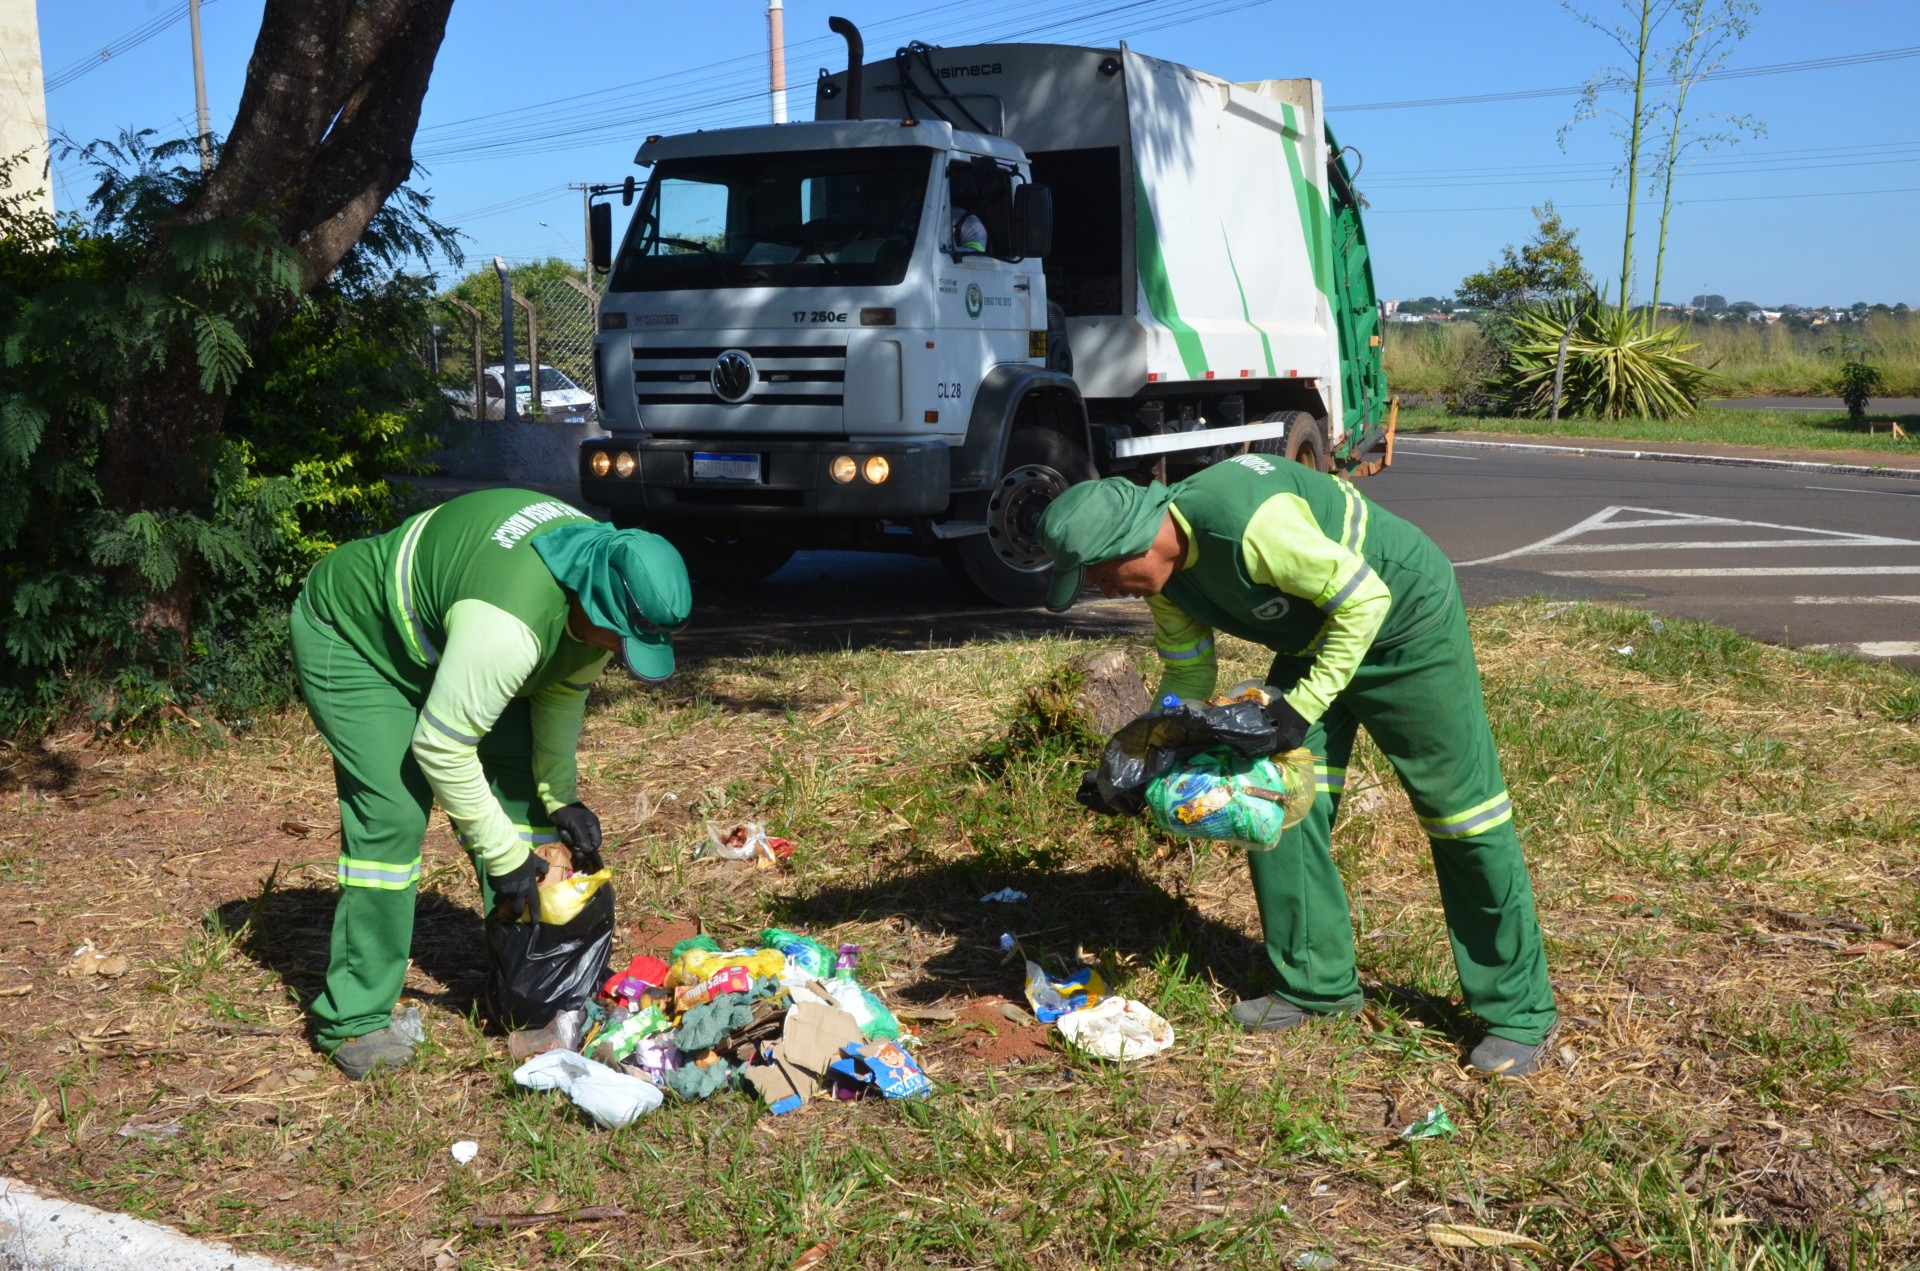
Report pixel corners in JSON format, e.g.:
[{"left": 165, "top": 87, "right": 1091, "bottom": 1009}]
[
  {"left": 1133, "top": 169, "right": 1208, "bottom": 379},
  {"left": 1279, "top": 103, "right": 1334, "bottom": 307}
]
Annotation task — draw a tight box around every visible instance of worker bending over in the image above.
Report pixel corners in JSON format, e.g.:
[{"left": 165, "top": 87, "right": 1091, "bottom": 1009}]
[
  {"left": 1037, "top": 455, "right": 1556, "bottom": 1076},
  {"left": 290, "top": 489, "right": 690, "bottom": 1079}
]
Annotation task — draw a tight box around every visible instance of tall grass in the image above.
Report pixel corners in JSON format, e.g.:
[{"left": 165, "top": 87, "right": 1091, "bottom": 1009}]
[{"left": 1384, "top": 312, "right": 1920, "bottom": 399}]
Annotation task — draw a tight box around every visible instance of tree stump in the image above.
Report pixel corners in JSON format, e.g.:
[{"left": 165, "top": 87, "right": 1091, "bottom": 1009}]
[{"left": 1068, "top": 649, "right": 1150, "bottom": 739}]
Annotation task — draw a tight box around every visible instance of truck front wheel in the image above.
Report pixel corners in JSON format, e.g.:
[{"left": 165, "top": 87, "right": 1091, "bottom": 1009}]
[{"left": 945, "top": 427, "right": 1096, "bottom": 607}]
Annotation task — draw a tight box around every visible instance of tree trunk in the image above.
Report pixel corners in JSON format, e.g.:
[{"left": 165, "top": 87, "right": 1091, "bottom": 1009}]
[
  {"left": 1619, "top": 0, "right": 1654, "bottom": 314},
  {"left": 97, "top": 0, "right": 454, "bottom": 639}
]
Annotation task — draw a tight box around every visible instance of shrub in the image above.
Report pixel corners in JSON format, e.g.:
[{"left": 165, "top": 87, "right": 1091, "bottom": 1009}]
[{"left": 1490, "top": 297, "right": 1723, "bottom": 420}]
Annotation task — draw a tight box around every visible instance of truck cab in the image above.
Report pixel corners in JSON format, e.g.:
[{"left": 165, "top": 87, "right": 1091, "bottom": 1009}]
[{"left": 580, "top": 26, "right": 1387, "bottom": 603}]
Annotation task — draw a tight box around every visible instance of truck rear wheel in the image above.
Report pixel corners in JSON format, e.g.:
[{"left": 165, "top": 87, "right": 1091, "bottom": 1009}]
[
  {"left": 659, "top": 529, "right": 796, "bottom": 586},
  {"left": 1249, "top": 410, "right": 1328, "bottom": 474},
  {"left": 945, "top": 427, "right": 1096, "bottom": 607}
]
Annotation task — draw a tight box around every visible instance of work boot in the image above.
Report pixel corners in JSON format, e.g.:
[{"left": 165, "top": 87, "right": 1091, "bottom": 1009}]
[
  {"left": 330, "top": 1025, "right": 417, "bottom": 1081},
  {"left": 1467, "top": 1034, "right": 1545, "bottom": 1077},
  {"left": 1230, "top": 993, "right": 1358, "bottom": 1033}
]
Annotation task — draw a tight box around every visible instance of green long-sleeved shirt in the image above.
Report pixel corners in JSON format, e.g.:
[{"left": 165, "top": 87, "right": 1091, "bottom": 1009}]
[
  {"left": 302, "top": 490, "right": 611, "bottom": 875},
  {"left": 1148, "top": 455, "right": 1457, "bottom": 722}
]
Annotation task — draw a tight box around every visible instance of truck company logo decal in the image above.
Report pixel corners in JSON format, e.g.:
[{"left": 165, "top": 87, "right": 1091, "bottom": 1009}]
[
  {"left": 1251, "top": 595, "right": 1292, "bottom": 621},
  {"left": 491, "top": 501, "right": 581, "bottom": 550},
  {"left": 965, "top": 283, "right": 983, "bottom": 319},
  {"left": 712, "top": 350, "right": 756, "bottom": 402},
  {"left": 635, "top": 314, "right": 679, "bottom": 327},
  {"left": 938, "top": 62, "right": 1002, "bottom": 78}
]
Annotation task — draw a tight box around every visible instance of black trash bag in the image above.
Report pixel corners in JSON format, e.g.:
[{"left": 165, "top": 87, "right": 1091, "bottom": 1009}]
[
  {"left": 484, "top": 883, "right": 616, "bottom": 1032},
  {"left": 1085, "top": 701, "right": 1284, "bottom": 817}
]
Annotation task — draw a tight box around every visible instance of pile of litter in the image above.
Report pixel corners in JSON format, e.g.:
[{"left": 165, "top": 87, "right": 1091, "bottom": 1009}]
[
  {"left": 508, "top": 928, "right": 927, "bottom": 1128},
  {"left": 1009, "top": 934, "right": 1175, "bottom": 1062}
]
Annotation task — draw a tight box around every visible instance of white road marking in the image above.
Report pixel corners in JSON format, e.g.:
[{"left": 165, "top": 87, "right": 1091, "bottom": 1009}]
[
  {"left": 1790, "top": 595, "right": 1920, "bottom": 605},
  {"left": 1548, "top": 566, "right": 1920, "bottom": 578},
  {"left": 1801, "top": 484, "right": 1920, "bottom": 498},
  {"left": 1459, "top": 504, "right": 1920, "bottom": 567},
  {"left": 1528, "top": 538, "right": 1920, "bottom": 555},
  {"left": 1808, "top": 641, "right": 1920, "bottom": 657}
]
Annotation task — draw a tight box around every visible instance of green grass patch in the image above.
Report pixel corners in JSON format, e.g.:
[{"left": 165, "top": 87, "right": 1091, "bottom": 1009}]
[{"left": 1397, "top": 400, "right": 1920, "bottom": 455}]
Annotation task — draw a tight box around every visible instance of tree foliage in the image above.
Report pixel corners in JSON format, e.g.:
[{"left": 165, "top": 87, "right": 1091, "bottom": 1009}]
[
  {"left": 0, "top": 136, "right": 456, "bottom": 738},
  {"left": 1457, "top": 203, "right": 1589, "bottom": 312}
]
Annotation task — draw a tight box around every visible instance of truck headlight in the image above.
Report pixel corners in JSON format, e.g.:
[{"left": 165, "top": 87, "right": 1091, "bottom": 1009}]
[
  {"left": 614, "top": 452, "right": 636, "bottom": 477},
  {"left": 590, "top": 450, "right": 611, "bottom": 477},
  {"left": 863, "top": 455, "right": 891, "bottom": 484},
  {"left": 830, "top": 455, "right": 857, "bottom": 484}
]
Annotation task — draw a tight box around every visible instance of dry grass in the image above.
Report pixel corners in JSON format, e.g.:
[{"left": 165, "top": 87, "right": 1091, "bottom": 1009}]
[{"left": 0, "top": 603, "right": 1915, "bottom": 1269}]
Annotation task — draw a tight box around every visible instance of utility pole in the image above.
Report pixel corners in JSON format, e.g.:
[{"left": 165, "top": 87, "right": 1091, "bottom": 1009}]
[
  {"left": 188, "top": 0, "right": 212, "bottom": 170},
  {"left": 768, "top": 0, "right": 787, "bottom": 124}
]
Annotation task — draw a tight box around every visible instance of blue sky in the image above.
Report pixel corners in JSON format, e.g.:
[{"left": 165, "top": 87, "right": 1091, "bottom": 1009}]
[{"left": 36, "top": 0, "right": 1919, "bottom": 305}]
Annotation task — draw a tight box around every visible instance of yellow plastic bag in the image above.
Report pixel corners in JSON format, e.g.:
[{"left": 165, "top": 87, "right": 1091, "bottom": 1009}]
[{"left": 531, "top": 867, "right": 612, "bottom": 926}]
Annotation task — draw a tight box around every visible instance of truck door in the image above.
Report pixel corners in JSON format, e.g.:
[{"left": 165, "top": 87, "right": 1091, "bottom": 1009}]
[{"left": 937, "top": 159, "right": 1035, "bottom": 426}]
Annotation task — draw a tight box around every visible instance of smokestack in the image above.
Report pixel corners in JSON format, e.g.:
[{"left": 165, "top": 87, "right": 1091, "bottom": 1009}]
[
  {"left": 768, "top": 0, "right": 787, "bottom": 124},
  {"left": 828, "top": 16, "right": 863, "bottom": 118}
]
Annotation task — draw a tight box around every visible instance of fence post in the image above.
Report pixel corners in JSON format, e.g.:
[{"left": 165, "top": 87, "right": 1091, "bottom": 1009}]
[
  {"left": 511, "top": 291, "right": 540, "bottom": 415},
  {"left": 492, "top": 258, "right": 518, "bottom": 422},
  {"left": 447, "top": 298, "right": 487, "bottom": 420}
]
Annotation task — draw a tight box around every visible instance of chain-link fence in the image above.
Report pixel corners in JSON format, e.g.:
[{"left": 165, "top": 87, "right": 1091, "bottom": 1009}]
[{"left": 434, "top": 273, "right": 602, "bottom": 420}]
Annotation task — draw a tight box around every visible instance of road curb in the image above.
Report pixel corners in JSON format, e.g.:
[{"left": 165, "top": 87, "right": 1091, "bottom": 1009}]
[
  {"left": 0, "top": 1177, "right": 314, "bottom": 1270},
  {"left": 1395, "top": 436, "right": 1920, "bottom": 483}
]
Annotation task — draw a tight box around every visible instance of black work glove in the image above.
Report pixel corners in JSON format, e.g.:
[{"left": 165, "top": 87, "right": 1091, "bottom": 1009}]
[
  {"left": 1260, "top": 695, "right": 1310, "bottom": 754},
  {"left": 489, "top": 851, "right": 549, "bottom": 924},
  {"left": 551, "top": 802, "right": 604, "bottom": 873}
]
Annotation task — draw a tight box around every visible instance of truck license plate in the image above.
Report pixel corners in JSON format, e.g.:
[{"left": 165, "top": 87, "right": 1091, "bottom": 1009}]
[{"left": 691, "top": 452, "right": 761, "bottom": 483}]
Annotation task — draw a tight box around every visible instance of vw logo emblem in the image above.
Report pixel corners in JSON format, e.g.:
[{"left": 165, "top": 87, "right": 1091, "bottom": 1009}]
[{"left": 711, "top": 349, "right": 756, "bottom": 402}]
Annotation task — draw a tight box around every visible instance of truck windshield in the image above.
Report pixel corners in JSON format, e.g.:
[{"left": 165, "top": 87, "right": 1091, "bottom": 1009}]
[{"left": 610, "top": 147, "right": 931, "bottom": 291}]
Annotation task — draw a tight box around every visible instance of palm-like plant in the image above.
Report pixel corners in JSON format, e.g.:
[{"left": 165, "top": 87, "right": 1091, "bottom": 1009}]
[{"left": 1492, "top": 295, "right": 1722, "bottom": 420}]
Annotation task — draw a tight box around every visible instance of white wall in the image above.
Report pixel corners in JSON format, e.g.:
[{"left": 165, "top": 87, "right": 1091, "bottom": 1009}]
[{"left": 0, "top": 0, "right": 52, "bottom": 218}]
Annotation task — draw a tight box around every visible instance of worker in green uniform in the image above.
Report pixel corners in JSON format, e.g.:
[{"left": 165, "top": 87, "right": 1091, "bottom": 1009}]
[
  {"left": 289, "top": 488, "right": 691, "bottom": 1080},
  {"left": 1037, "top": 455, "right": 1556, "bottom": 1076}
]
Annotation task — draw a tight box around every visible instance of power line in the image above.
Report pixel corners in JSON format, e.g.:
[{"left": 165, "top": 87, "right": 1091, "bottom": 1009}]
[
  {"left": 1330, "top": 43, "right": 1920, "bottom": 113},
  {"left": 45, "top": 0, "right": 219, "bottom": 94}
]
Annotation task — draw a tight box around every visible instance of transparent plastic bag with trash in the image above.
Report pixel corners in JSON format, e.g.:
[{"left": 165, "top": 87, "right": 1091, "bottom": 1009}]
[
  {"left": 1143, "top": 745, "right": 1317, "bottom": 851},
  {"left": 1080, "top": 691, "right": 1294, "bottom": 818}
]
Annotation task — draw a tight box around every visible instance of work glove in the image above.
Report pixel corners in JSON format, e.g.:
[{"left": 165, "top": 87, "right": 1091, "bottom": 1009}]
[
  {"left": 551, "top": 802, "right": 604, "bottom": 873},
  {"left": 489, "top": 851, "right": 549, "bottom": 924},
  {"left": 1260, "top": 695, "right": 1310, "bottom": 754}
]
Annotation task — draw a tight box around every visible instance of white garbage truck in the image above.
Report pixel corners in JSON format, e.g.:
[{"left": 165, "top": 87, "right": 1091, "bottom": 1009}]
[{"left": 579, "top": 19, "right": 1390, "bottom": 603}]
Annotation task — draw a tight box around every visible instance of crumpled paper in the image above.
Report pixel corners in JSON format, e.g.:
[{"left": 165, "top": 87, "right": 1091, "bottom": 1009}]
[{"left": 1053, "top": 996, "right": 1174, "bottom": 1061}]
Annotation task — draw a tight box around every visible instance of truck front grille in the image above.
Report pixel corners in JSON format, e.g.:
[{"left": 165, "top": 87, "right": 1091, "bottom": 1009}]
[{"left": 631, "top": 344, "right": 845, "bottom": 408}]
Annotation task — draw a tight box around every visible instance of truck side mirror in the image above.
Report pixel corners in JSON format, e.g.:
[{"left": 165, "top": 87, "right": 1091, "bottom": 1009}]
[
  {"left": 1012, "top": 183, "right": 1053, "bottom": 258},
  {"left": 589, "top": 202, "right": 613, "bottom": 271}
]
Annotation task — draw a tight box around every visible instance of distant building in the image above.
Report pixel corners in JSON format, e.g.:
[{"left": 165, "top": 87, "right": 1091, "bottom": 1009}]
[{"left": 0, "top": 0, "right": 52, "bottom": 219}]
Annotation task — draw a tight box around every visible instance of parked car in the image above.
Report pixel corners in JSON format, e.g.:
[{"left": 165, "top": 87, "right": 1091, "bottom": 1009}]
[{"left": 446, "top": 363, "right": 597, "bottom": 423}]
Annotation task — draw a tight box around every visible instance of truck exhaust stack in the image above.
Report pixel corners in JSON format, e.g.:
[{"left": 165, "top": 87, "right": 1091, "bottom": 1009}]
[{"left": 828, "top": 16, "right": 862, "bottom": 117}]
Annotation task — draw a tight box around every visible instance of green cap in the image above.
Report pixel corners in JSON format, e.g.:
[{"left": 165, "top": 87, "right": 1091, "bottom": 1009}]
[
  {"left": 533, "top": 524, "right": 691, "bottom": 682},
  {"left": 1035, "top": 478, "right": 1172, "bottom": 611}
]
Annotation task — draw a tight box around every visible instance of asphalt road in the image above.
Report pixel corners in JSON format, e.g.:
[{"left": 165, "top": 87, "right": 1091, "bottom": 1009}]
[
  {"left": 1711, "top": 396, "right": 1920, "bottom": 414},
  {"left": 687, "top": 447, "right": 1920, "bottom": 672}
]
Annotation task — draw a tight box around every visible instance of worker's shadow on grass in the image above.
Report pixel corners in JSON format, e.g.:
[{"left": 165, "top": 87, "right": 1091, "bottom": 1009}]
[
  {"left": 213, "top": 884, "right": 489, "bottom": 1038},
  {"left": 775, "top": 858, "right": 1269, "bottom": 1006}
]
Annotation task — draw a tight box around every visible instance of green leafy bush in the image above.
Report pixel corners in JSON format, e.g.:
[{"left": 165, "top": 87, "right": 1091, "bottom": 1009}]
[
  {"left": 0, "top": 135, "right": 458, "bottom": 738},
  {"left": 1489, "top": 296, "right": 1722, "bottom": 420}
]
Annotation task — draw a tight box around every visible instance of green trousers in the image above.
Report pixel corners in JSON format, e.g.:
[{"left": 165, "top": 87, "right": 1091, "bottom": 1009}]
[
  {"left": 1252, "top": 596, "right": 1556, "bottom": 1045},
  {"left": 290, "top": 597, "right": 559, "bottom": 1049}
]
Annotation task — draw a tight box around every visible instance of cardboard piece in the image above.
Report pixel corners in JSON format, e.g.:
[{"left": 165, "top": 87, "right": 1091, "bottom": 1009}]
[{"left": 742, "top": 1000, "right": 865, "bottom": 1114}]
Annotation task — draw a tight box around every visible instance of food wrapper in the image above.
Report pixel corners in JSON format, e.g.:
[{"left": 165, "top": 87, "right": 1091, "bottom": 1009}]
[
  {"left": 1023, "top": 962, "right": 1104, "bottom": 1023},
  {"left": 670, "top": 947, "right": 787, "bottom": 986},
  {"left": 1054, "top": 996, "right": 1174, "bottom": 1061},
  {"left": 827, "top": 1040, "right": 930, "bottom": 1099},
  {"left": 516, "top": 866, "right": 611, "bottom": 926},
  {"left": 1143, "top": 746, "right": 1315, "bottom": 851}
]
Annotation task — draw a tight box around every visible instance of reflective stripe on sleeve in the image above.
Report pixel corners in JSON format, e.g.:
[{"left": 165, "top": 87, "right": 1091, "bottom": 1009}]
[
  {"left": 337, "top": 855, "right": 424, "bottom": 890},
  {"left": 1157, "top": 634, "right": 1215, "bottom": 663},
  {"left": 1418, "top": 791, "right": 1514, "bottom": 839},
  {"left": 393, "top": 507, "right": 443, "bottom": 668},
  {"left": 1340, "top": 479, "right": 1370, "bottom": 551},
  {"left": 1314, "top": 762, "right": 1347, "bottom": 793},
  {"left": 1317, "top": 562, "right": 1376, "bottom": 616},
  {"left": 421, "top": 706, "right": 482, "bottom": 747}
]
